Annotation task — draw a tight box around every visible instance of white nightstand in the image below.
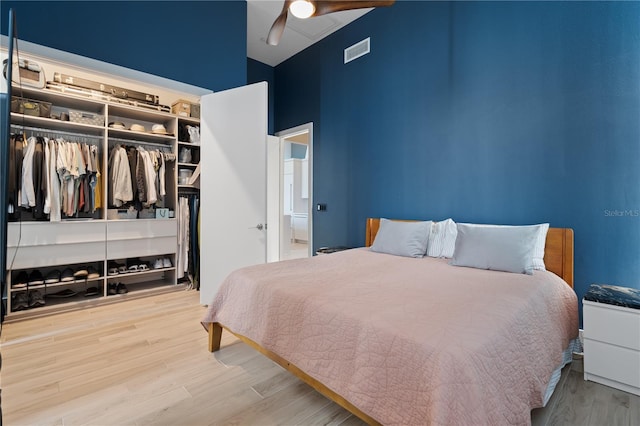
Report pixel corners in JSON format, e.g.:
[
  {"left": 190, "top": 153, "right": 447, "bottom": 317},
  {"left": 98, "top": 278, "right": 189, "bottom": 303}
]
[{"left": 583, "top": 284, "right": 640, "bottom": 396}]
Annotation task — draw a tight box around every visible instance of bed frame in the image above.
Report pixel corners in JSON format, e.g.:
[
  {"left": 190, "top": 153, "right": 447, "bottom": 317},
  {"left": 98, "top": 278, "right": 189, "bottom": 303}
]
[{"left": 207, "top": 219, "right": 575, "bottom": 425}]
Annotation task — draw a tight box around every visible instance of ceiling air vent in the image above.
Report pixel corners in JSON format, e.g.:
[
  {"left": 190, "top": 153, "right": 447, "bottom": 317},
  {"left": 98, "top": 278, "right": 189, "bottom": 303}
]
[{"left": 344, "top": 37, "right": 370, "bottom": 64}]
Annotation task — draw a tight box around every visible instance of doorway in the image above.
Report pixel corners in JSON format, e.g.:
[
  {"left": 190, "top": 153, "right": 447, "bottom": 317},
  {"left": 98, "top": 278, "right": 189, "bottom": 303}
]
[{"left": 275, "top": 124, "right": 313, "bottom": 261}]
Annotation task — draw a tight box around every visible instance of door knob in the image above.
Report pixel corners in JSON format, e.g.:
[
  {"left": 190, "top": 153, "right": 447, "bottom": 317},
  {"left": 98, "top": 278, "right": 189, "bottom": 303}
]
[{"left": 249, "top": 223, "right": 264, "bottom": 230}]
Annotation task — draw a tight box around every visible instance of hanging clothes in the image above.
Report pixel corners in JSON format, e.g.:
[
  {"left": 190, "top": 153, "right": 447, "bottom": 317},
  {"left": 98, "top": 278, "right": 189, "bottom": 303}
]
[
  {"left": 109, "top": 145, "right": 133, "bottom": 207},
  {"left": 8, "top": 134, "right": 24, "bottom": 220},
  {"left": 10, "top": 134, "right": 99, "bottom": 221},
  {"left": 177, "top": 196, "right": 190, "bottom": 279}
]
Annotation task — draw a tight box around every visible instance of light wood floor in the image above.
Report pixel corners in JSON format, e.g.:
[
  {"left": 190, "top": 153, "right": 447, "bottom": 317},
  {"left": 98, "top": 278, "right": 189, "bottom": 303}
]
[{"left": 1, "top": 290, "right": 638, "bottom": 425}]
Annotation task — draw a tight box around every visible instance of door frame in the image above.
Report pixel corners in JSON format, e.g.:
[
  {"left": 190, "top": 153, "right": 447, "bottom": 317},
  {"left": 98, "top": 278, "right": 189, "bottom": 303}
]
[{"left": 275, "top": 122, "right": 313, "bottom": 259}]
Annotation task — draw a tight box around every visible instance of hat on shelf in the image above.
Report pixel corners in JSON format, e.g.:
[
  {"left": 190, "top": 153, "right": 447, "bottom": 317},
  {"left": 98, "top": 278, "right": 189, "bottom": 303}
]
[
  {"left": 108, "top": 122, "right": 126, "bottom": 130},
  {"left": 130, "top": 123, "right": 146, "bottom": 132},
  {"left": 151, "top": 124, "right": 169, "bottom": 135}
]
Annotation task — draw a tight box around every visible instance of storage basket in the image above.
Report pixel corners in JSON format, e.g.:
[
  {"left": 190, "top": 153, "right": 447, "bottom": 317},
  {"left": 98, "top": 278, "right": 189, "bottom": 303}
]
[
  {"left": 11, "top": 97, "right": 52, "bottom": 117},
  {"left": 107, "top": 209, "right": 138, "bottom": 220},
  {"left": 69, "top": 109, "right": 104, "bottom": 126}
]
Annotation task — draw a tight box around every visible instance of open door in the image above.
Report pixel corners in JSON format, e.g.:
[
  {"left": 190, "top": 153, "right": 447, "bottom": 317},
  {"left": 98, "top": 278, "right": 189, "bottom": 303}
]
[{"left": 199, "top": 82, "right": 268, "bottom": 305}]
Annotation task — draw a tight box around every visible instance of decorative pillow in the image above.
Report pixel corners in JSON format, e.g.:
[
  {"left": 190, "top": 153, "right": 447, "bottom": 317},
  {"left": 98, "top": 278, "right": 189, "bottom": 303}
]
[
  {"left": 371, "top": 219, "right": 432, "bottom": 258},
  {"left": 426, "top": 218, "right": 458, "bottom": 258},
  {"left": 449, "top": 223, "right": 541, "bottom": 274}
]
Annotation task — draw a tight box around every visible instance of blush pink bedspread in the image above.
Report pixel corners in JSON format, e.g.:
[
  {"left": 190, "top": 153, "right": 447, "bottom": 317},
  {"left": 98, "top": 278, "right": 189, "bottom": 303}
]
[{"left": 202, "top": 248, "right": 578, "bottom": 425}]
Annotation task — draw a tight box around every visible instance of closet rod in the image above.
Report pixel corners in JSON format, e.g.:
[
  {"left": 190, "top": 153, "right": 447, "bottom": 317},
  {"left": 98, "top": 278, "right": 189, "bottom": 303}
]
[
  {"left": 108, "top": 137, "right": 173, "bottom": 149},
  {"left": 10, "top": 124, "right": 102, "bottom": 141}
]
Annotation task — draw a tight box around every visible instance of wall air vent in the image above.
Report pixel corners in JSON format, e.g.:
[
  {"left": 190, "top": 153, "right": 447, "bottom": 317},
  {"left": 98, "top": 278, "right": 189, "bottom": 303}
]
[{"left": 344, "top": 37, "right": 370, "bottom": 64}]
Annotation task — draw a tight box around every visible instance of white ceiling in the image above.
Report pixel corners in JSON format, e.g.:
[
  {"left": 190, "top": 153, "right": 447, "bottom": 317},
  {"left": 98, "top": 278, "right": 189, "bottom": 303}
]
[{"left": 247, "top": 1, "right": 372, "bottom": 67}]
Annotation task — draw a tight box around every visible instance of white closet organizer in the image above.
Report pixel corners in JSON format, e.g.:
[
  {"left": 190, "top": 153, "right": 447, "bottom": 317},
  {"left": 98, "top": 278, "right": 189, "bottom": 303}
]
[
  {"left": 5, "top": 82, "right": 197, "bottom": 318},
  {"left": 177, "top": 116, "right": 201, "bottom": 190}
]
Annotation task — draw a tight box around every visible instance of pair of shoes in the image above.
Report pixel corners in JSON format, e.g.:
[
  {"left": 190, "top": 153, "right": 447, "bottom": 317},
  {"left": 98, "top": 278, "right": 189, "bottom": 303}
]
[
  {"left": 108, "top": 261, "right": 125, "bottom": 276},
  {"left": 45, "top": 270, "right": 61, "bottom": 284},
  {"left": 74, "top": 268, "right": 88, "bottom": 279},
  {"left": 126, "top": 258, "right": 150, "bottom": 273},
  {"left": 60, "top": 268, "right": 75, "bottom": 282},
  {"left": 28, "top": 270, "right": 44, "bottom": 285},
  {"left": 12, "top": 271, "right": 28, "bottom": 289},
  {"left": 153, "top": 258, "right": 172, "bottom": 269},
  {"left": 73, "top": 266, "right": 100, "bottom": 279},
  {"left": 12, "top": 292, "right": 29, "bottom": 311},
  {"left": 107, "top": 282, "right": 128, "bottom": 295},
  {"left": 29, "top": 290, "right": 46, "bottom": 308},
  {"left": 87, "top": 266, "right": 100, "bottom": 279},
  {"left": 47, "top": 289, "right": 77, "bottom": 298},
  {"left": 84, "top": 287, "right": 99, "bottom": 297}
]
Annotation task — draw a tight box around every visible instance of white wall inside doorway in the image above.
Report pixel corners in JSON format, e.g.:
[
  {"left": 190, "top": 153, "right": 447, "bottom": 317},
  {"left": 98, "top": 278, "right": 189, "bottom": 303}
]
[{"left": 275, "top": 124, "right": 313, "bottom": 261}]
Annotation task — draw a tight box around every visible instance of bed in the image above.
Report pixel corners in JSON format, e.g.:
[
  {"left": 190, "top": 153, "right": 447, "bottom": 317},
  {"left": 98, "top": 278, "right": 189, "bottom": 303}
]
[{"left": 202, "top": 218, "right": 579, "bottom": 425}]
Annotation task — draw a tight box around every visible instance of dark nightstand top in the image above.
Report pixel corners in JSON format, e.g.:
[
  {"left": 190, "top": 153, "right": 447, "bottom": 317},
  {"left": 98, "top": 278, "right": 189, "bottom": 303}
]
[{"left": 584, "top": 284, "right": 640, "bottom": 310}]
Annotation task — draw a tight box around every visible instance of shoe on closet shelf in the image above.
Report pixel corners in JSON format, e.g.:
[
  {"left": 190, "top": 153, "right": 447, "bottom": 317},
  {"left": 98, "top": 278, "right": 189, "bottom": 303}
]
[
  {"left": 74, "top": 268, "right": 88, "bottom": 279},
  {"left": 138, "top": 262, "right": 149, "bottom": 272},
  {"left": 60, "top": 268, "right": 75, "bottom": 282},
  {"left": 28, "top": 270, "right": 44, "bottom": 285},
  {"left": 87, "top": 266, "right": 100, "bottom": 279},
  {"left": 153, "top": 258, "right": 164, "bottom": 269},
  {"left": 108, "top": 283, "right": 118, "bottom": 296},
  {"left": 84, "top": 287, "right": 99, "bottom": 297},
  {"left": 47, "top": 289, "right": 77, "bottom": 298},
  {"left": 107, "top": 261, "right": 120, "bottom": 276},
  {"left": 116, "top": 283, "right": 128, "bottom": 294},
  {"left": 12, "top": 271, "right": 28, "bottom": 289},
  {"left": 44, "top": 270, "right": 61, "bottom": 284},
  {"left": 28, "top": 290, "right": 46, "bottom": 308},
  {"left": 12, "top": 292, "right": 29, "bottom": 311},
  {"left": 162, "top": 258, "right": 172, "bottom": 268}
]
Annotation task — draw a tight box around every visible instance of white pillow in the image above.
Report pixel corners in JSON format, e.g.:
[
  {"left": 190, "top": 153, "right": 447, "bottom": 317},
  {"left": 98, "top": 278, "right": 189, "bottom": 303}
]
[
  {"left": 450, "top": 223, "right": 541, "bottom": 274},
  {"left": 427, "top": 218, "right": 458, "bottom": 258},
  {"left": 370, "top": 219, "right": 432, "bottom": 258},
  {"left": 531, "top": 223, "right": 549, "bottom": 270}
]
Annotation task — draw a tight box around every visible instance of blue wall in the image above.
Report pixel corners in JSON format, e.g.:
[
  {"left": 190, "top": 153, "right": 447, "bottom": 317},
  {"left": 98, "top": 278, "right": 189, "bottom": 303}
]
[
  {"left": 275, "top": 1, "right": 640, "bottom": 313},
  {"left": 247, "top": 58, "right": 275, "bottom": 135},
  {"left": 1, "top": 1, "right": 247, "bottom": 92}
]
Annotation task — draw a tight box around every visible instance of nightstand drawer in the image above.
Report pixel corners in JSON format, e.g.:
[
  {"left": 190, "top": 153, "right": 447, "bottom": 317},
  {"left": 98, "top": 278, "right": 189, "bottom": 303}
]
[
  {"left": 583, "top": 301, "right": 640, "bottom": 350},
  {"left": 584, "top": 339, "right": 640, "bottom": 389}
]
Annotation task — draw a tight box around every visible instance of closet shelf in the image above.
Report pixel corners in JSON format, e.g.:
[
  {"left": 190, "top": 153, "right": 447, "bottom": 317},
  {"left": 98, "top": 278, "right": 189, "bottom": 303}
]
[
  {"left": 106, "top": 266, "right": 175, "bottom": 279},
  {"left": 10, "top": 113, "right": 105, "bottom": 136},
  {"left": 11, "top": 276, "right": 104, "bottom": 291}
]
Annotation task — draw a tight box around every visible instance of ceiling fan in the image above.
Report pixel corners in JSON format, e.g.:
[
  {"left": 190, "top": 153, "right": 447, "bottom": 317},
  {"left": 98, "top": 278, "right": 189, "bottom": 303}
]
[{"left": 267, "top": 0, "right": 395, "bottom": 46}]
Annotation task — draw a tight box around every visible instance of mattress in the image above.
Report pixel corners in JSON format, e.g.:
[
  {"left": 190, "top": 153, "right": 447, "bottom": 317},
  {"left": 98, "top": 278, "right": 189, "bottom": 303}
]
[{"left": 202, "top": 248, "right": 579, "bottom": 425}]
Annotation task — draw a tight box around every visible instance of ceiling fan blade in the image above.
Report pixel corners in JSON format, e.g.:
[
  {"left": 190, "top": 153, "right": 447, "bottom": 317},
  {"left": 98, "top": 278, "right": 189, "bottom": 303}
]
[
  {"left": 313, "top": 0, "right": 395, "bottom": 17},
  {"left": 267, "top": 0, "right": 292, "bottom": 46}
]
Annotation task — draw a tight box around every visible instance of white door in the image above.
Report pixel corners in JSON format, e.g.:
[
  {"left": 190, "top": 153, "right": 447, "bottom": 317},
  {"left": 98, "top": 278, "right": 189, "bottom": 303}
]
[{"left": 199, "top": 82, "right": 268, "bottom": 305}]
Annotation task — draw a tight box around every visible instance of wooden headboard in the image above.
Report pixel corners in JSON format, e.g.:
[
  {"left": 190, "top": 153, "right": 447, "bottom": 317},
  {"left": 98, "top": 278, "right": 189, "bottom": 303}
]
[{"left": 365, "top": 218, "right": 574, "bottom": 288}]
